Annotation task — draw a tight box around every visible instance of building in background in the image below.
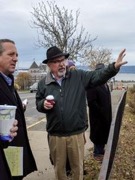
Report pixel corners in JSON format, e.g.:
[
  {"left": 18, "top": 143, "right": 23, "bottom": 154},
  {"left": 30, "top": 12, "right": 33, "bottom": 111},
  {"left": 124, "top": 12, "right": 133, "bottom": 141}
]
[
  {"left": 14, "top": 61, "right": 48, "bottom": 89},
  {"left": 28, "top": 61, "right": 47, "bottom": 83}
]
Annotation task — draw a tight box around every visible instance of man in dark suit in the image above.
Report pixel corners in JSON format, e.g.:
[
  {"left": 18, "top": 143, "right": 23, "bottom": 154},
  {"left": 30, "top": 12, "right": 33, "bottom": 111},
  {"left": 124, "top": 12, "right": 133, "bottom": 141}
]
[
  {"left": 87, "top": 63, "right": 112, "bottom": 161},
  {"left": 0, "top": 39, "right": 37, "bottom": 179}
]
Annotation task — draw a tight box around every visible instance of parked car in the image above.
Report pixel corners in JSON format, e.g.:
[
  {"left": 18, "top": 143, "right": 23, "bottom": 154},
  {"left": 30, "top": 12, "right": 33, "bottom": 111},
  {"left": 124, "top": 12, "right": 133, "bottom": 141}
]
[{"left": 29, "top": 82, "right": 38, "bottom": 93}]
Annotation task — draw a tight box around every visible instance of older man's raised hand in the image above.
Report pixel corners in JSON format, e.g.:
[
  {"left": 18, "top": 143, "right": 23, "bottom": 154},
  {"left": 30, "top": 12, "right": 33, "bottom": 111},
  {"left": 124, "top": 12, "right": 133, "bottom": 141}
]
[{"left": 114, "top": 49, "right": 127, "bottom": 69}]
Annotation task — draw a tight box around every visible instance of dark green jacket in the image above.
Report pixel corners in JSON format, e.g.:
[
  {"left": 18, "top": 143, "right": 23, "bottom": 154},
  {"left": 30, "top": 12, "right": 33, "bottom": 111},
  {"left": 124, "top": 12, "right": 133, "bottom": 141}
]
[{"left": 36, "top": 63, "right": 118, "bottom": 136}]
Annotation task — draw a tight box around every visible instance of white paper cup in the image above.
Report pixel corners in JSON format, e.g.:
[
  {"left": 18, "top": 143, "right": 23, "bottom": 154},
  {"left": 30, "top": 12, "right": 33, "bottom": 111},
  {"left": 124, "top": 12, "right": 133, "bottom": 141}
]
[
  {"left": 0, "top": 105, "right": 17, "bottom": 141},
  {"left": 46, "top": 95, "right": 55, "bottom": 105}
]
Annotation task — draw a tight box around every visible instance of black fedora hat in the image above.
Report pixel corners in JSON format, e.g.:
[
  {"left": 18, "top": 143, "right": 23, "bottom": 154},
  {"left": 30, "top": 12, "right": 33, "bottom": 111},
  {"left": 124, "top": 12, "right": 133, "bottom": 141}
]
[{"left": 42, "top": 46, "right": 69, "bottom": 64}]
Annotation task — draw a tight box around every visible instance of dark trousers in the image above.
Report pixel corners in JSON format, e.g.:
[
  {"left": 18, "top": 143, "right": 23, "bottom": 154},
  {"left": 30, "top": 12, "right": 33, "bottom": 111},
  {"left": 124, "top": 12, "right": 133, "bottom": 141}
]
[
  {"left": 94, "top": 144, "right": 105, "bottom": 156},
  {"left": 12, "top": 177, "right": 23, "bottom": 180}
]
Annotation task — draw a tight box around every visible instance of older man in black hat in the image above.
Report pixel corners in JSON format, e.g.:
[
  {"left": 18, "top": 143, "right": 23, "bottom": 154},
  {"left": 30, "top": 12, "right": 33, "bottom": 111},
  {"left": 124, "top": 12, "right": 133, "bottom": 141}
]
[{"left": 36, "top": 46, "right": 127, "bottom": 180}]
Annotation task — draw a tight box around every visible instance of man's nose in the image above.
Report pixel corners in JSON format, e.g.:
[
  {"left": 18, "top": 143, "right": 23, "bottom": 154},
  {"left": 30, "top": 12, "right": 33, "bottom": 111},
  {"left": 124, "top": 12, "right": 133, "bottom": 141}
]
[{"left": 13, "top": 55, "right": 18, "bottom": 62}]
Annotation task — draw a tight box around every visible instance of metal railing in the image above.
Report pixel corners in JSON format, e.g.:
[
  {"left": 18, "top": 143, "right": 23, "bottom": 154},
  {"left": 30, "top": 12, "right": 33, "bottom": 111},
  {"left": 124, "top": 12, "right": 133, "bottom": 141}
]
[{"left": 98, "top": 90, "right": 127, "bottom": 180}]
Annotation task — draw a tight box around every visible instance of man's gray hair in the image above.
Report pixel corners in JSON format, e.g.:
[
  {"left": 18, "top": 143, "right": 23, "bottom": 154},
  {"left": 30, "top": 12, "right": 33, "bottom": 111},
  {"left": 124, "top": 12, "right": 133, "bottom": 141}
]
[{"left": 0, "top": 39, "right": 15, "bottom": 55}]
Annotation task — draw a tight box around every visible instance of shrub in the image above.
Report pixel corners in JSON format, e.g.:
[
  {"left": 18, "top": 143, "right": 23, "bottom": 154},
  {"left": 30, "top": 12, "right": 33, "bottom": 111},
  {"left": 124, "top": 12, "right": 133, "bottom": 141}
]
[
  {"left": 129, "top": 84, "right": 135, "bottom": 94},
  {"left": 128, "top": 86, "right": 135, "bottom": 114}
]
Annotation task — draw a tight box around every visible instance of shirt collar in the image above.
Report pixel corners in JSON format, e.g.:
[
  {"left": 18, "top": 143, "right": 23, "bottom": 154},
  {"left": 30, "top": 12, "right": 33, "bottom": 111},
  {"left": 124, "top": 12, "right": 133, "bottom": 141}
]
[
  {"left": 0, "top": 72, "right": 12, "bottom": 86},
  {"left": 45, "top": 71, "right": 70, "bottom": 85},
  {"left": 51, "top": 73, "right": 65, "bottom": 86}
]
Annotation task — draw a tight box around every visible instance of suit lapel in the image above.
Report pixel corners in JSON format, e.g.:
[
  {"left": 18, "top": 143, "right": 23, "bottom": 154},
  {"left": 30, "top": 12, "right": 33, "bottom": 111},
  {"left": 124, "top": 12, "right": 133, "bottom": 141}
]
[{"left": 0, "top": 76, "right": 17, "bottom": 105}]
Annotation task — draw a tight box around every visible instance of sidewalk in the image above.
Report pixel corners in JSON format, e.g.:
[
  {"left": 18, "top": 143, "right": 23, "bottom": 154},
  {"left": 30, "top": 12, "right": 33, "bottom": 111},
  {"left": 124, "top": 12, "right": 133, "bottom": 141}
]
[{"left": 24, "top": 90, "right": 124, "bottom": 180}]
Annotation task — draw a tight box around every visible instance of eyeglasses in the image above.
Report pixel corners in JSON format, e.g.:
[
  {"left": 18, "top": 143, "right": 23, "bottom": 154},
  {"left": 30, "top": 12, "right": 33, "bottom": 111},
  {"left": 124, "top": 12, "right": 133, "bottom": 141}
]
[{"left": 49, "top": 58, "right": 66, "bottom": 64}]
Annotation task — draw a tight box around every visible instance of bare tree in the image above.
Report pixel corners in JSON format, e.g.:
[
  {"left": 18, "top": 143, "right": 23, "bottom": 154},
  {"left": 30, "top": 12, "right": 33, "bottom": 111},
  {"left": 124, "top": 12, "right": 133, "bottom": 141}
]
[
  {"left": 31, "top": 1, "right": 96, "bottom": 61},
  {"left": 84, "top": 48, "right": 113, "bottom": 70}
]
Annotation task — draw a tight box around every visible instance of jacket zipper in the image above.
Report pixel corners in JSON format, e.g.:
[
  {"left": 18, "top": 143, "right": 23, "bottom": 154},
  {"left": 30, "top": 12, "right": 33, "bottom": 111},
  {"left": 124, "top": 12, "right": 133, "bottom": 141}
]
[{"left": 60, "top": 88, "right": 63, "bottom": 112}]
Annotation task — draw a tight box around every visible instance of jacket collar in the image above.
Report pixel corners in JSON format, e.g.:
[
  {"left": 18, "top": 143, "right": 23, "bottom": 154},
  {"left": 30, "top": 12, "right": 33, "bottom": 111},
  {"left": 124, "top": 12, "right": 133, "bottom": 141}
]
[{"left": 45, "top": 70, "right": 70, "bottom": 85}]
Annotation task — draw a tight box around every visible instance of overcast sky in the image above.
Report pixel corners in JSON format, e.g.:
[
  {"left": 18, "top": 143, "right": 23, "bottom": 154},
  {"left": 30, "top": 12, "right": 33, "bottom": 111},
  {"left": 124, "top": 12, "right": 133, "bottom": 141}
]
[{"left": 0, "top": 0, "right": 135, "bottom": 68}]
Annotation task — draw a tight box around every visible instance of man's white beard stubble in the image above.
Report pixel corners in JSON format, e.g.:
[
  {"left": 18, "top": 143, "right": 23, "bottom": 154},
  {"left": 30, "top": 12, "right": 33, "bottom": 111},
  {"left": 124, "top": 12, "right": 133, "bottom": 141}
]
[{"left": 58, "top": 69, "right": 66, "bottom": 77}]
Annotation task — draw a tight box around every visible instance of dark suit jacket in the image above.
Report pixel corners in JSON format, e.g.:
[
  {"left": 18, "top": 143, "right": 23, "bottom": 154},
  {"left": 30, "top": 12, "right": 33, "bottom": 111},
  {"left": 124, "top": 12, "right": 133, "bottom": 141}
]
[
  {"left": 87, "top": 84, "right": 112, "bottom": 145},
  {"left": 0, "top": 74, "right": 37, "bottom": 179}
]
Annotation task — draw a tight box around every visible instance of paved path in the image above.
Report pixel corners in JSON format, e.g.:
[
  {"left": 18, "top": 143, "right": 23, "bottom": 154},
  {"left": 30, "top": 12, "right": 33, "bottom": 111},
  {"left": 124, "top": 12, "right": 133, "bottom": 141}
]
[{"left": 24, "top": 90, "right": 124, "bottom": 180}]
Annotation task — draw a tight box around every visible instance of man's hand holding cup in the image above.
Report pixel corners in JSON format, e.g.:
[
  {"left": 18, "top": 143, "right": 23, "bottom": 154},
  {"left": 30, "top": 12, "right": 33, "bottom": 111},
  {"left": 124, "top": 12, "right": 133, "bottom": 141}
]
[
  {"left": 9, "top": 119, "right": 18, "bottom": 141},
  {"left": 44, "top": 95, "right": 55, "bottom": 110}
]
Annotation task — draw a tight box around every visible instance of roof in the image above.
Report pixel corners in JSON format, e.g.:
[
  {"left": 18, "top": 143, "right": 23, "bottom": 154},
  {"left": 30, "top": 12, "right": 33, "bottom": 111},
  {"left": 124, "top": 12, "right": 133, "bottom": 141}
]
[{"left": 29, "top": 61, "right": 39, "bottom": 69}]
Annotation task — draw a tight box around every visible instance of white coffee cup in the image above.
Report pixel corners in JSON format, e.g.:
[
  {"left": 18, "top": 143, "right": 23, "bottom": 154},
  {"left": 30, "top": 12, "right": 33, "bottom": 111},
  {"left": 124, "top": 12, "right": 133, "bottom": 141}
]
[
  {"left": 46, "top": 95, "right": 55, "bottom": 105},
  {"left": 0, "top": 105, "right": 17, "bottom": 141}
]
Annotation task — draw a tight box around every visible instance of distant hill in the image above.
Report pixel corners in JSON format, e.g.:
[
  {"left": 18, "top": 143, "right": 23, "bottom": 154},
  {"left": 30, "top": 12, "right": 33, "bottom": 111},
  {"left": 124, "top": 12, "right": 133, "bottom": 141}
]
[
  {"left": 77, "top": 65, "right": 135, "bottom": 74},
  {"left": 119, "top": 66, "right": 135, "bottom": 73},
  {"left": 17, "top": 65, "right": 135, "bottom": 74}
]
